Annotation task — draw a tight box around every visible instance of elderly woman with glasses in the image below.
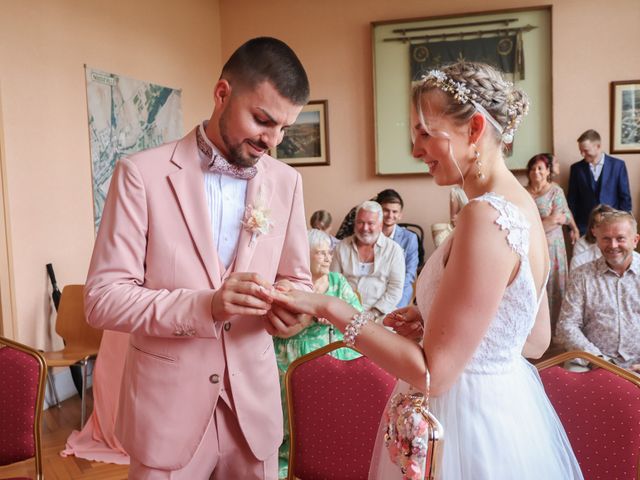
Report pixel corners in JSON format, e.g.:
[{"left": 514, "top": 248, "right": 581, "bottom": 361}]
[{"left": 273, "top": 228, "right": 362, "bottom": 479}]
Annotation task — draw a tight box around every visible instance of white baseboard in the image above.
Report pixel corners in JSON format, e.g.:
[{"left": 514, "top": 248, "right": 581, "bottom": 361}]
[{"left": 44, "top": 362, "right": 94, "bottom": 410}]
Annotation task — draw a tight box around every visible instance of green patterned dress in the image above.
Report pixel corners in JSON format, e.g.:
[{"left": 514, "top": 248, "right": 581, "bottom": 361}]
[{"left": 274, "top": 271, "right": 363, "bottom": 479}]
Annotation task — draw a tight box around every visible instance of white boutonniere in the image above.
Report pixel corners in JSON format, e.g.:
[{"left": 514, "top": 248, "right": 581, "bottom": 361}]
[{"left": 243, "top": 194, "right": 273, "bottom": 247}]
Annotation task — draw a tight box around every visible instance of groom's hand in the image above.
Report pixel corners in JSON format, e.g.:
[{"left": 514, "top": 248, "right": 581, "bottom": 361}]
[
  {"left": 264, "top": 305, "right": 312, "bottom": 338},
  {"left": 210, "top": 272, "right": 274, "bottom": 322}
]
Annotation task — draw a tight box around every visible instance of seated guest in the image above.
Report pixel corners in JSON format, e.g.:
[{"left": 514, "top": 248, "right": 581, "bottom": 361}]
[
  {"left": 309, "top": 209, "right": 339, "bottom": 250},
  {"left": 526, "top": 153, "right": 579, "bottom": 330},
  {"left": 570, "top": 204, "right": 615, "bottom": 271},
  {"left": 273, "top": 229, "right": 362, "bottom": 479},
  {"left": 431, "top": 186, "right": 468, "bottom": 248},
  {"left": 331, "top": 200, "right": 405, "bottom": 322},
  {"left": 556, "top": 210, "right": 640, "bottom": 373},
  {"left": 375, "top": 189, "right": 419, "bottom": 307}
]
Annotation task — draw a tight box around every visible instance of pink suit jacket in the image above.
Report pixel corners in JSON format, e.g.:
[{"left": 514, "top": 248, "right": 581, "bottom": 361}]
[{"left": 84, "top": 128, "right": 312, "bottom": 470}]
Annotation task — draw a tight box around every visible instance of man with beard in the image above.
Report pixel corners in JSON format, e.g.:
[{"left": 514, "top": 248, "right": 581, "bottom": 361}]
[
  {"left": 556, "top": 210, "right": 640, "bottom": 373},
  {"left": 84, "top": 37, "right": 312, "bottom": 479},
  {"left": 330, "top": 201, "right": 405, "bottom": 323}
]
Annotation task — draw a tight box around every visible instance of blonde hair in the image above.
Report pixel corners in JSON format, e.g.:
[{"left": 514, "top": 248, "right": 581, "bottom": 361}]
[
  {"left": 595, "top": 210, "right": 637, "bottom": 233},
  {"left": 310, "top": 210, "right": 332, "bottom": 230},
  {"left": 412, "top": 62, "right": 529, "bottom": 145}
]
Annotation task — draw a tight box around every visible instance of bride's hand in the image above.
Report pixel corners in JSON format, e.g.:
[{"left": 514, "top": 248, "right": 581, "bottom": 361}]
[
  {"left": 270, "top": 284, "right": 329, "bottom": 318},
  {"left": 383, "top": 306, "right": 424, "bottom": 341}
]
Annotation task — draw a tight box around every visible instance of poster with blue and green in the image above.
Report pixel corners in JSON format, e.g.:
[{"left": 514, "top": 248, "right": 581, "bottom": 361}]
[{"left": 85, "top": 66, "right": 182, "bottom": 232}]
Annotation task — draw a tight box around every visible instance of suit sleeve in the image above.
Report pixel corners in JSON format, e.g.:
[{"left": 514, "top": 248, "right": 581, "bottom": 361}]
[
  {"left": 399, "top": 232, "right": 419, "bottom": 307},
  {"left": 617, "top": 161, "right": 632, "bottom": 212},
  {"left": 274, "top": 172, "right": 313, "bottom": 292},
  {"left": 84, "top": 157, "right": 218, "bottom": 338}
]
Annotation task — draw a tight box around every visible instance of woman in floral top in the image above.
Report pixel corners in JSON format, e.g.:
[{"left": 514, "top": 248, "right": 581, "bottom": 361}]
[
  {"left": 526, "top": 154, "right": 579, "bottom": 334},
  {"left": 274, "top": 229, "right": 362, "bottom": 479}
]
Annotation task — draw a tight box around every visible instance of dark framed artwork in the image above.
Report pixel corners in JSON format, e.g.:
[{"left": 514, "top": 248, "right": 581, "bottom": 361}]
[
  {"left": 610, "top": 80, "right": 640, "bottom": 154},
  {"left": 271, "top": 100, "right": 330, "bottom": 166},
  {"left": 372, "top": 7, "right": 552, "bottom": 174}
]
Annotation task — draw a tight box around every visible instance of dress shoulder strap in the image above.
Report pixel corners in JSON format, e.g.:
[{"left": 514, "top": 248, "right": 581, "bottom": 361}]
[{"left": 470, "top": 192, "right": 530, "bottom": 258}]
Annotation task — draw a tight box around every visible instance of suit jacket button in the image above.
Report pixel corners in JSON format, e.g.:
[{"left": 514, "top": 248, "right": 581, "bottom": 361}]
[
  {"left": 209, "top": 374, "right": 220, "bottom": 384},
  {"left": 224, "top": 322, "right": 231, "bottom": 332}
]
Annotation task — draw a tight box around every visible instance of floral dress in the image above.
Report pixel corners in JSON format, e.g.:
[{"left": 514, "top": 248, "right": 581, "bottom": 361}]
[
  {"left": 533, "top": 184, "right": 573, "bottom": 332},
  {"left": 274, "top": 271, "right": 363, "bottom": 479}
]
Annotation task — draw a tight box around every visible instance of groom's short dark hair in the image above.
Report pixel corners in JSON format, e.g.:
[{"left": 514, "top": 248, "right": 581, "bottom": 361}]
[{"left": 221, "top": 37, "right": 310, "bottom": 105}]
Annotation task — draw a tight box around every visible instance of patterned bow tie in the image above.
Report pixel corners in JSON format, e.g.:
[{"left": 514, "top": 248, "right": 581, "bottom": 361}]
[{"left": 196, "top": 127, "right": 257, "bottom": 180}]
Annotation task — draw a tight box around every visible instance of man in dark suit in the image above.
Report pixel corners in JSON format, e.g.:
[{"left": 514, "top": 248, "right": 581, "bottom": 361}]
[{"left": 567, "top": 129, "right": 632, "bottom": 234}]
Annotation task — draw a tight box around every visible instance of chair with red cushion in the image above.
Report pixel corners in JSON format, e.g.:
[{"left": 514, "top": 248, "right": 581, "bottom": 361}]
[
  {"left": 286, "top": 341, "right": 396, "bottom": 480},
  {"left": 0, "top": 336, "right": 47, "bottom": 480},
  {"left": 536, "top": 350, "right": 640, "bottom": 480}
]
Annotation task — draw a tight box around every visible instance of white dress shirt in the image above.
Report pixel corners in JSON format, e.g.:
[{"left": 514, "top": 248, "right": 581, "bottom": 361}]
[
  {"left": 589, "top": 153, "right": 605, "bottom": 181},
  {"left": 330, "top": 234, "right": 405, "bottom": 318},
  {"left": 197, "top": 123, "right": 247, "bottom": 270}
]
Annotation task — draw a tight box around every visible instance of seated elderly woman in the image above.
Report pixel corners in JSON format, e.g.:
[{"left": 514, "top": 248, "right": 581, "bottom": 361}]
[{"left": 273, "top": 228, "right": 362, "bottom": 479}]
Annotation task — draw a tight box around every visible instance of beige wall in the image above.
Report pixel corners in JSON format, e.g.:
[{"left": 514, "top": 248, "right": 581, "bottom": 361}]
[
  {"left": 2, "top": 0, "right": 638, "bottom": 347},
  {"left": 0, "top": 0, "right": 222, "bottom": 347},
  {"left": 219, "top": 0, "right": 640, "bottom": 253}
]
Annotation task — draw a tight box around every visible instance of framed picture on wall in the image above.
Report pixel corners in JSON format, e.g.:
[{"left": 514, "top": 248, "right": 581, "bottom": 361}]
[
  {"left": 610, "top": 80, "right": 640, "bottom": 154},
  {"left": 270, "top": 100, "right": 330, "bottom": 166},
  {"left": 371, "top": 7, "right": 552, "bottom": 174}
]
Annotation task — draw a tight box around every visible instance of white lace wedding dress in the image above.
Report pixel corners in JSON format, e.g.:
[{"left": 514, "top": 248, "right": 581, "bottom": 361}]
[{"left": 369, "top": 193, "right": 583, "bottom": 479}]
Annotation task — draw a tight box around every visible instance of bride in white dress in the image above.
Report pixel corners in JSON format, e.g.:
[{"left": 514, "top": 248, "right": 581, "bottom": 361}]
[{"left": 268, "top": 62, "right": 583, "bottom": 479}]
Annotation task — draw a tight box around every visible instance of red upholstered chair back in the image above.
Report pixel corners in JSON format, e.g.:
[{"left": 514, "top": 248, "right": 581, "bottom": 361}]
[
  {"left": 537, "top": 351, "right": 640, "bottom": 480},
  {"left": 0, "top": 336, "right": 47, "bottom": 480},
  {"left": 286, "top": 341, "right": 396, "bottom": 480}
]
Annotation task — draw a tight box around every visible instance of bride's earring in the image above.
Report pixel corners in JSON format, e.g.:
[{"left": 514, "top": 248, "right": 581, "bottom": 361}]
[{"left": 472, "top": 144, "right": 485, "bottom": 180}]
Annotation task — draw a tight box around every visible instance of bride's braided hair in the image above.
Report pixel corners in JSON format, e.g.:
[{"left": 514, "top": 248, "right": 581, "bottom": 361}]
[{"left": 413, "top": 62, "right": 529, "bottom": 144}]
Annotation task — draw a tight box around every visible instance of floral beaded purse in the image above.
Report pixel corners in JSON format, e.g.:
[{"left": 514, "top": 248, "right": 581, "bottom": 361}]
[{"left": 383, "top": 353, "right": 444, "bottom": 480}]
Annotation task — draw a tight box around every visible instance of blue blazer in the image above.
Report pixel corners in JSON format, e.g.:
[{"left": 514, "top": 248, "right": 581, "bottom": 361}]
[
  {"left": 567, "top": 154, "right": 632, "bottom": 234},
  {"left": 392, "top": 225, "right": 419, "bottom": 308}
]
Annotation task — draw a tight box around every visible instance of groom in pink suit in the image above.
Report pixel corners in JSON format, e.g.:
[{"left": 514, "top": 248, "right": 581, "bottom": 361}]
[{"left": 84, "top": 37, "right": 312, "bottom": 479}]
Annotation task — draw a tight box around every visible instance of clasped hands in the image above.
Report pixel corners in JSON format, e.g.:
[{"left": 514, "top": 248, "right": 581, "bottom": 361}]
[{"left": 210, "top": 272, "right": 312, "bottom": 338}]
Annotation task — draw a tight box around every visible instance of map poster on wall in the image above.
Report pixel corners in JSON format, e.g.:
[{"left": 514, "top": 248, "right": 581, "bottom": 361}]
[{"left": 85, "top": 66, "right": 183, "bottom": 232}]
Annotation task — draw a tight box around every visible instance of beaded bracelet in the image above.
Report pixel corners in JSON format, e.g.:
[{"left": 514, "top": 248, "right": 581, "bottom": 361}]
[{"left": 344, "top": 310, "right": 375, "bottom": 348}]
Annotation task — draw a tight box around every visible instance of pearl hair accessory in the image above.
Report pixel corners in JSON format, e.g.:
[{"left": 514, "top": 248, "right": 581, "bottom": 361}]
[{"left": 421, "top": 69, "right": 529, "bottom": 144}]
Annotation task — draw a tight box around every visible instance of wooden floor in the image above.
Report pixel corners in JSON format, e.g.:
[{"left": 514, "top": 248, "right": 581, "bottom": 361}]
[{"left": 0, "top": 391, "right": 129, "bottom": 479}]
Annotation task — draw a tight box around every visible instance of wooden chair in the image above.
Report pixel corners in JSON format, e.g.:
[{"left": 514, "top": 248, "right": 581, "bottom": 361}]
[
  {"left": 41, "top": 284, "right": 103, "bottom": 427},
  {"left": 0, "top": 336, "right": 47, "bottom": 480},
  {"left": 536, "top": 351, "right": 640, "bottom": 480},
  {"left": 285, "top": 341, "right": 396, "bottom": 480}
]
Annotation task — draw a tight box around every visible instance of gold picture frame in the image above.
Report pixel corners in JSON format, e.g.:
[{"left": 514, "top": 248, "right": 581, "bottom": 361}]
[
  {"left": 271, "top": 100, "right": 330, "bottom": 166},
  {"left": 610, "top": 80, "right": 640, "bottom": 154}
]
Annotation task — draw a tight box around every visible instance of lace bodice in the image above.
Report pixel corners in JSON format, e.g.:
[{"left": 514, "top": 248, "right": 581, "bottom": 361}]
[{"left": 417, "top": 193, "right": 538, "bottom": 374}]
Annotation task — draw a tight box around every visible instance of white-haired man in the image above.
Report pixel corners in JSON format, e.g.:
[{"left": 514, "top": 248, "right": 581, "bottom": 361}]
[
  {"left": 330, "top": 201, "right": 405, "bottom": 322},
  {"left": 556, "top": 210, "right": 640, "bottom": 373}
]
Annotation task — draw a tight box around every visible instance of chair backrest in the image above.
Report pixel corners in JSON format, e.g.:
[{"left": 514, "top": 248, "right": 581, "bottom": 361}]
[
  {"left": 286, "top": 341, "right": 396, "bottom": 480},
  {"left": 55, "top": 284, "right": 103, "bottom": 349},
  {"left": 536, "top": 351, "right": 640, "bottom": 480},
  {"left": 398, "top": 222, "right": 425, "bottom": 270},
  {"left": 0, "top": 336, "right": 47, "bottom": 479}
]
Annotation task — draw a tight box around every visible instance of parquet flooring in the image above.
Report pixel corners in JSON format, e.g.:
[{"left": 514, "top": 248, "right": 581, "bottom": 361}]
[{"left": 0, "top": 391, "right": 129, "bottom": 479}]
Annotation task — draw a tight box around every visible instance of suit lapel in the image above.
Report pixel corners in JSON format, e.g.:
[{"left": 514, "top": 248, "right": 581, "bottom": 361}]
[
  {"left": 168, "top": 129, "right": 222, "bottom": 289},
  {"left": 600, "top": 154, "right": 612, "bottom": 186},
  {"left": 234, "top": 161, "right": 274, "bottom": 273},
  {"left": 581, "top": 160, "right": 596, "bottom": 193}
]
